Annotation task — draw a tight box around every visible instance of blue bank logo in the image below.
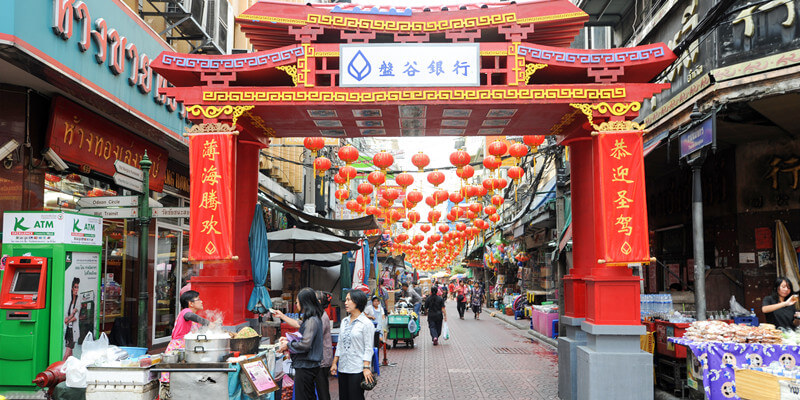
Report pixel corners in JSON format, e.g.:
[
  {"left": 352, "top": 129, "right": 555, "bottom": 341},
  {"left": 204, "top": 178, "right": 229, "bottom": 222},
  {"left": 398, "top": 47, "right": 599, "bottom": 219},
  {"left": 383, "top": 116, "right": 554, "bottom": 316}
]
[{"left": 347, "top": 50, "right": 372, "bottom": 81}]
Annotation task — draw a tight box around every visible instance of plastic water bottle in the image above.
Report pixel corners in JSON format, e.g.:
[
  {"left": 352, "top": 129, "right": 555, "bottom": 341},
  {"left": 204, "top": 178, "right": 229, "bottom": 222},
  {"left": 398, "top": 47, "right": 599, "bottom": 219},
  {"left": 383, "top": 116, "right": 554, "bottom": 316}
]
[{"left": 751, "top": 308, "right": 756, "bottom": 317}]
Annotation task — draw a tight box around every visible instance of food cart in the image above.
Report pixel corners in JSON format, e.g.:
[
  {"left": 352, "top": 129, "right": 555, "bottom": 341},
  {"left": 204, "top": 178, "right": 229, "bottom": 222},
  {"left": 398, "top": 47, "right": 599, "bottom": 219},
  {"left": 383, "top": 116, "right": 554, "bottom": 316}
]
[{"left": 387, "top": 313, "right": 420, "bottom": 348}]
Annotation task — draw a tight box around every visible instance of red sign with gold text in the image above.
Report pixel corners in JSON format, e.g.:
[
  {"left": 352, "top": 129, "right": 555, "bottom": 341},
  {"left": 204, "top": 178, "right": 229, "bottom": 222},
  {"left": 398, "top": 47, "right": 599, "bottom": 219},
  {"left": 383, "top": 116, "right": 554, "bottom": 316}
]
[
  {"left": 45, "top": 96, "right": 167, "bottom": 192},
  {"left": 593, "top": 131, "right": 650, "bottom": 266},
  {"left": 189, "top": 133, "right": 236, "bottom": 262}
]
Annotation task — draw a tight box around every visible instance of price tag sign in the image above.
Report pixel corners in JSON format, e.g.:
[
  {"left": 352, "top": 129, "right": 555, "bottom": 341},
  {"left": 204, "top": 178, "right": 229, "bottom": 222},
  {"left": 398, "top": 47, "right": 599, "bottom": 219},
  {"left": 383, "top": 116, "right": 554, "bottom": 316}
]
[{"left": 780, "top": 380, "right": 800, "bottom": 399}]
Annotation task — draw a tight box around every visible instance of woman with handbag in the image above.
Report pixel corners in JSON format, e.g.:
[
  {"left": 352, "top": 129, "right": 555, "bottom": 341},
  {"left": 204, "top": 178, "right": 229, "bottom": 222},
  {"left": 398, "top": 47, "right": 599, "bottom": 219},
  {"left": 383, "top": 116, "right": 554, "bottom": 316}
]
[
  {"left": 278, "top": 287, "right": 324, "bottom": 400},
  {"left": 424, "top": 286, "right": 447, "bottom": 345},
  {"left": 331, "top": 290, "right": 376, "bottom": 400}
]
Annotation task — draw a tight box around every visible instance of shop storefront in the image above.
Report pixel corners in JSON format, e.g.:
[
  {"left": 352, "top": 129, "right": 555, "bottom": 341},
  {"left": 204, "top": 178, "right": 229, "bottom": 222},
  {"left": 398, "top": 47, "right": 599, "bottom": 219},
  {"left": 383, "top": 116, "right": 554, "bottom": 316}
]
[{"left": 0, "top": 0, "right": 191, "bottom": 348}]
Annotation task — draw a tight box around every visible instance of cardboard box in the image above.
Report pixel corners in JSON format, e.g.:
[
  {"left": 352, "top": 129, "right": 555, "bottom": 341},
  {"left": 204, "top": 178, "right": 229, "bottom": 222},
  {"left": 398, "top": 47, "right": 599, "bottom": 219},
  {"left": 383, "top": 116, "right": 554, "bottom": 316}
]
[{"left": 735, "top": 369, "right": 788, "bottom": 400}]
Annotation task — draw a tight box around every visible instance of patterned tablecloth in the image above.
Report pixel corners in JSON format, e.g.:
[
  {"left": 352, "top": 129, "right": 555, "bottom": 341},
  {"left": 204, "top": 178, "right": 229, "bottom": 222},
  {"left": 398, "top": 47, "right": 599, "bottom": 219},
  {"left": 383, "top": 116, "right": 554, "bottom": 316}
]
[{"left": 669, "top": 337, "right": 800, "bottom": 399}]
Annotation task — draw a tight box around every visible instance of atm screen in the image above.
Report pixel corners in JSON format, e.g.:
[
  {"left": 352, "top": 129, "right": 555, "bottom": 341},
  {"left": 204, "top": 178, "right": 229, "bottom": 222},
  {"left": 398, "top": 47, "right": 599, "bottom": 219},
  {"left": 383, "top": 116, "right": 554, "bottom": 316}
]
[{"left": 11, "top": 271, "right": 41, "bottom": 294}]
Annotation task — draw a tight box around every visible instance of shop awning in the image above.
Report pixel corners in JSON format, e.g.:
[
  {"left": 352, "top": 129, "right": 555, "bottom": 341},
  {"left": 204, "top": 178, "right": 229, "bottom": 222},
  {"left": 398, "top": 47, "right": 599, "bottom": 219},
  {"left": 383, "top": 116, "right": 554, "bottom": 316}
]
[
  {"left": 643, "top": 130, "right": 669, "bottom": 157},
  {"left": 262, "top": 192, "right": 379, "bottom": 231}
]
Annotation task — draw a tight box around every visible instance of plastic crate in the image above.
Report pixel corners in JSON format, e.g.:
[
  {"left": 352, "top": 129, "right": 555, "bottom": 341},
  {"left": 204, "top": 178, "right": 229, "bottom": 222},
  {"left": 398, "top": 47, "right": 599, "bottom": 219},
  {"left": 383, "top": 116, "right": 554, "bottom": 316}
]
[
  {"left": 537, "top": 312, "right": 559, "bottom": 337},
  {"left": 388, "top": 326, "right": 412, "bottom": 340},
  {"left": 514, "top": 309, "right": 525, "bottom": 320},
  {"left": 655, "top": 320, "right": 691, "bottom": 359},
  {"left": 733, "top": 316, "right": 759, "bottom": 326}
]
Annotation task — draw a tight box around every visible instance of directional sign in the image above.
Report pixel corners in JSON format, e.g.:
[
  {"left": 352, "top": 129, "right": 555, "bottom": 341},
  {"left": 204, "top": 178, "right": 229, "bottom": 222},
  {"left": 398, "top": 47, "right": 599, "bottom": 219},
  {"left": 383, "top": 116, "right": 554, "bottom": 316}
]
[
  {"left": 77, "top": 196, "right": 162, "bottom": 208},
  {"left": 81, "top": 207, "right": 139, "bottom": 219},
  {"left": 151, "top": 207, "right": 190, "bottom": 218},
  {"left": 114, "top": 160, "right": 144, "bottom": 181},
  {"left": 113, "top": 173, "right": 144, "bottom": 193}
]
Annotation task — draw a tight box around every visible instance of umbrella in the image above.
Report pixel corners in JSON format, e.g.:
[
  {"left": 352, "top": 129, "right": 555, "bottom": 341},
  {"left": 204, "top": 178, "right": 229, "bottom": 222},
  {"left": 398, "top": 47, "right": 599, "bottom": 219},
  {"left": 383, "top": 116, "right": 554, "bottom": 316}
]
[
  {"left": 432, "top": 271, "right": 450, "bottom": 279},
  {"left": 270, "top": 252, "right": 343, "bottom": 267},
  {"left": 267, "top": 227, "right": 360, "bottom": 260},
  {"left": 776, "top": 220, "right": 800, "bottom": 292},
  {"left": 449, "top": 274, "right": 465, "bottom": 280},
  {"left": 247, "top": 204, "right": 272, "bottom": 314}
]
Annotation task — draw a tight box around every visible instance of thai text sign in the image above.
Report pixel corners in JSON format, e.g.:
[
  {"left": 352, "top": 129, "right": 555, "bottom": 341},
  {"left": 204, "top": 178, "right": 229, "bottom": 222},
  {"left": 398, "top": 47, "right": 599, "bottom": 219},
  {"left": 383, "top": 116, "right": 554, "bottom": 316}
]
[
  {"left": 340, "top": 44, "right": 480, "bottom": 87},
  {"left": 679, "top": 115, "right": 715, "bottom": 158},
  {"left": 46, "top": 96, "right": 167, "bottom": 191},
  {"left": 593, "top": 131, "right": 650, "bottom": 265},
  {"left": 188, "top": 133, "right": 235, "bottom": 262},
  {"left": 2, "top": 211, "right": 102, "bottom": 246}
]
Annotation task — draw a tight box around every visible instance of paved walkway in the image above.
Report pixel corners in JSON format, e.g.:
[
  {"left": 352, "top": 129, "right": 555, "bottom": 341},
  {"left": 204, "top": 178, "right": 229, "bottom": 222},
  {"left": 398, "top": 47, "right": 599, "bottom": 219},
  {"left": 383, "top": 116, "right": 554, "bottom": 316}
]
[{"left": 330, "top": 300, "right": 559, "bottom": 399}]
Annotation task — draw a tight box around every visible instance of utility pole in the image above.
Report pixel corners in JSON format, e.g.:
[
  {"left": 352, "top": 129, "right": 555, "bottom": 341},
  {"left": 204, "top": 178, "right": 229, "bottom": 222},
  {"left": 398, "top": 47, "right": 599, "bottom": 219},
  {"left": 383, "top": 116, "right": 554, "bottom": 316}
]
[
  {"left": 685, "top": 105, "right": 708, "bottom": 321},
  {"left": 137, "top": 152, "right": 152, "bottom": 347}
]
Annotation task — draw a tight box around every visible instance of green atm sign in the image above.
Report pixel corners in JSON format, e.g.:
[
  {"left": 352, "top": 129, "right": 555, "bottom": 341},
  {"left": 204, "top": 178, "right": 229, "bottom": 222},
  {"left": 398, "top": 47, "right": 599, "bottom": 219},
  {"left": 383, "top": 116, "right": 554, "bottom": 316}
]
[{"left": 2, "top": 212, "right": 102, "bottom": 246}]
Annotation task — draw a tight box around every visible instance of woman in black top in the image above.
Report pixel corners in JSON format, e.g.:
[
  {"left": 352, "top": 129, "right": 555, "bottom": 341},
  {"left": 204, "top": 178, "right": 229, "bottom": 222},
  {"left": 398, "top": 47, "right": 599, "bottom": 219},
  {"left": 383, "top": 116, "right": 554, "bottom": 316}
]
[
  {"left": 424, "top": 286, "right": 447, "bottom": 345},
  {"left": 278, "top": 287, "right": 324, "bottom": 399},
  {"left": 761, "top": 276, "right": 799, "bottom": 330}
]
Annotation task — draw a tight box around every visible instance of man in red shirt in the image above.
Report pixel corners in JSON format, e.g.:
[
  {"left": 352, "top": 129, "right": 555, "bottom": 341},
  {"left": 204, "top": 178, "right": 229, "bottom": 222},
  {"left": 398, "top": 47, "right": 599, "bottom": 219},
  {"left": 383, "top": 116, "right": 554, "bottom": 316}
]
[{"left": 448, "top": 282, "right": 455, "bottom": 300}]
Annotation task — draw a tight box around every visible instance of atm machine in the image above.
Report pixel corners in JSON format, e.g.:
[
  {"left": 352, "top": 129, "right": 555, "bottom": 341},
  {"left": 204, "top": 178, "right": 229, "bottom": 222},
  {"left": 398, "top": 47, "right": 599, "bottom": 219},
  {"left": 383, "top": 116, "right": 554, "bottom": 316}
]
[{"left": 0, "top": 211, "right": 102, "bottom": 392}]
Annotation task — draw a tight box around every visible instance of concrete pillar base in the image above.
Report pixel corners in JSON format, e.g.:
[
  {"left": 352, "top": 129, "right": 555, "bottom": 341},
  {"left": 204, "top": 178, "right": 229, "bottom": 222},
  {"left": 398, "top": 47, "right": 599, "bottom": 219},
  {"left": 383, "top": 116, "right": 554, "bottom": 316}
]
[
  {"left": 577, "top": 322, "right": 652, "bottom": 400},
  {"left": 558, "top": 316, "right": 586, "bottom": 400}
]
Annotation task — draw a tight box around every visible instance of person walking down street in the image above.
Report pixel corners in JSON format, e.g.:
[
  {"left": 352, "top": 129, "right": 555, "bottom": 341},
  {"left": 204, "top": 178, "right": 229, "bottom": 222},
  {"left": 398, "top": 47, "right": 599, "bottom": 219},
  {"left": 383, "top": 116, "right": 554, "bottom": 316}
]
[
  {"left": 440, "top": 283, "right": 448, "bottom": 302},
  {"left": 470, "top": 282, "right": 485, "bottom": 320},
  {"left": 425, "top": 286, "right": 447, "bottom": 345},
  {"left": 401, "top": 282, "right": 422, "bottom": 316},
  {"left": 762, "top": 276, "right": 800, "bottom": 329},
  {"left": 364, "top": 296, "right": 386, "bottom": 344},
  {"left": 331, "top": 290, "right": 376, "bottom": 400},
  {"left": 456, "top": 281, "right": 468, "bottom": 319},
  {"left": 277, "top": 288, "right": 324, "bottom": 400},
  {"left": 448, "top": 282, "right": 455, "bottom": 300}
]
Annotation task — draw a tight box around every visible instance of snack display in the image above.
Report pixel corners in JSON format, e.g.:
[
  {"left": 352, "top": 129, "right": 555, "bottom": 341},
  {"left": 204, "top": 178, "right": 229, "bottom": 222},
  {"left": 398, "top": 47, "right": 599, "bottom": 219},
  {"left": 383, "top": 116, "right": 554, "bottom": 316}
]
[
  {"left": 235, "top": 327, "right": 260, "bottom": 339},
  {"left": 682, "top": 320, "right": 782, "bottom": 344}
]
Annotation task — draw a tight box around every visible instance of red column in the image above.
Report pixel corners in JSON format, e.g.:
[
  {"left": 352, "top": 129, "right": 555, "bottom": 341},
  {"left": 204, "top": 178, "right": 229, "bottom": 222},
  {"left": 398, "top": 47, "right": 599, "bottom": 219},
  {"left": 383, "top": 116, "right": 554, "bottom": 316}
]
[
  {"left": 562, "top": 138, "right": 595, "bottom": 319},
  {"left": 191, "top": 138, "right": 260, "bottom": 326}
]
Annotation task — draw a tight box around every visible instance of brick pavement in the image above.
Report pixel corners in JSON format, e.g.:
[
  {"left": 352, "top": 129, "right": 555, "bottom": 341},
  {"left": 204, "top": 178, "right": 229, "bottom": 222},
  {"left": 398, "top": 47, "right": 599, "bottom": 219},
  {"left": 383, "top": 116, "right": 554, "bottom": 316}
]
[{"left": 329, "top": 300, "right": 559, "bottom": 400}]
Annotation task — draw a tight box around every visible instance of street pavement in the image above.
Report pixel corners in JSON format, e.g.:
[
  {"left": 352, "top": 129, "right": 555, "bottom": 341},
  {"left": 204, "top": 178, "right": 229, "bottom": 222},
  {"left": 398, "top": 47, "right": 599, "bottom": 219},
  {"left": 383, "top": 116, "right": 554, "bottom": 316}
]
[{"left": 329, "top": 299, "right": 559, "bottom": 400}]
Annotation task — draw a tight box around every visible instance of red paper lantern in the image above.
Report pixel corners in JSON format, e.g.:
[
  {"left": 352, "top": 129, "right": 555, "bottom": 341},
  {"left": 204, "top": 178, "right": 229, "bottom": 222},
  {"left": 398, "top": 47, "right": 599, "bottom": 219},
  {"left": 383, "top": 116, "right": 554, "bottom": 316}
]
[
  {"left": 488, "top": 140, "right": 508, "bottom": 157},
  {"left": 338, "top": 144, "right": 359, "bottom": 165},
  {"left": 523, "top": 135, "right": 546, "bottom": 147},
  {"left": 491, "top": 194, "right": 505, "bottom": 206},
  {"left": 402, "top": 221, "right": 413, "bottom": 230},
  {"left": 451, "top": 206, "right": 464, "bottom": 219},
  {"left": 433, "top": 189, "right": 449, "bottom": 204},
  {"left": 482, "top": 178, "right": 498, "bottom": 192},
  {"left": 346, "top": 200, "right": 359, "bottom": 212},
  {"left": 391, "top": 209, "right": 403, "bottom": 222},
  {"left": 413, "top": 234, "right": 425, "bottom": 244},
  {"left": 484, "top": 204, "right": 497, "bottom": 215},
  {"left": 466, "top": 185, "right": 479, "bottom": 198},
  {"left": 427, "top": 171, "right": 445, "bottom": 187},
  {"left": 396, "top": 233, "right": 409, "bottom": 243},
  {"left": 339, "top": 165, "right": 357, "bottom": 181},
  {"left": 357, "top": 182, "right": 374, "bottom": 196},
  {"left": 420, "top": 224, "right": 431, "bottom": 233},
  {"left": 356, "top": 195, "right": 371, "bottom": 205},
  {"left": 365, "top": 206, "right": 379, "bottom": 215},
  {"left": 427, "top": 210, "right": 442, "bottom": 224},
  {"left": 303, "top": 137, "right": 325, "bottom": 157},
  {"left": 368, "top": 171, "right": 386, "bottom": 187},
  {"left": 372, "top": 150, "right": 394, "bottom": 171},
  {"left": 335, "top": 188, "right": 350, "bottom": 201},
  {"left": 425, "top": 196, "right": 436, "bottom": 208},
  {"left": 469, "top": 203, "right": 483, "bottom": 213},
  {"left": 456, "top": 222, "right": 467, "bottom": 232},
  {"left": 508, "top": 143, "right": 528, "bottom": 164},
  {"left": 313, "top": 157, "right": 332, "bottom": 177},
  {"left": 446, "top": 213, "right": 456, "bottom": 222},
  {"left": 497, "top": 178, "right": 508, "bottom": 189},
  {"left": 379, "top": 198, "right": 392, "bottom": 209},
  {"left": 507, "top": 166, "right": 524, "bottom": 181},
  {"left": 483, "top": 155, "right": 501, "bottom": 172},
  {"left": 406, "top": 190, "right": 423, "bottom": 204},
  {"left": 449, "top": 192, "right": 463, "bottom": 204},
  {"left": 333, "top": 172, "right": 347, "bottom": 186},
  {"left": 382, "top": 188, "right": 399, "bottom": 202},
  {"left": 430, "top": 234, "right": 441, "bottom": 243},
  {"left": 456, "top": 164, "right": 475, "bottom": 180},
  {"left": 449, "top": 149, "right": 471, "bottom": 171},
  {"left": 411, "top": 152, "right": 430, "bottom": 172},
  {"left": 395, "top": 172, "right": 414, "bottom": 189},
  {"left": 407, "top": 211, "right": 421, "bottom": 223},
  {"left": 489, "top": 214, "right": 501, "bottom": 223},
  {"left": 438, "top": 225, "right": 449, "bottom": 234},
  {"left": 402, "top": 199, "right": 416, "bottom": 209},
  {"left": 466, "top": 210, "right": 476, "bottom": 219}
]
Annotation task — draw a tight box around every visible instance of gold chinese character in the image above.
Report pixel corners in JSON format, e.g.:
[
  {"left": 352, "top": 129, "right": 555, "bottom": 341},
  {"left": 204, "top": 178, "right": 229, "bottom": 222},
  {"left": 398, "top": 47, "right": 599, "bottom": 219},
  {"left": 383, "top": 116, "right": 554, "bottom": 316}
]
[
  {"left": 611, "top": 166, "right": 634, "bottom": 183},
  {"left": 609, "top": 139, "right": 632, "bottom": 160},
  {"left": 202, "top": 139, "right": 220, "bottom": 161},
  {"left": 199, "top": 190, "right": 221, "bottom": 211},
  {"left": 201, "top": 215, "right": 222, "bottom": 235},
  {"left": 613, "top": 190, "right": 633, "bottom": 208},
  {"left": 202, "top": 165, "right": 222, "bottom": 186},
  {"left": 615, "top": 215, "right": 633, "bottom": 236}
]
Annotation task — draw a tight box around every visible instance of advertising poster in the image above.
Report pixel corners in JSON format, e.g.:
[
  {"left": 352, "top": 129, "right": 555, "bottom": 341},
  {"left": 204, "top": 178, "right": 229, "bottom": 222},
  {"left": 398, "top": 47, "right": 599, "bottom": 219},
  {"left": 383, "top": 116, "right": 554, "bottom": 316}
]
[{"left": 63, "top": 252, "right": 99, "bottom": 360}]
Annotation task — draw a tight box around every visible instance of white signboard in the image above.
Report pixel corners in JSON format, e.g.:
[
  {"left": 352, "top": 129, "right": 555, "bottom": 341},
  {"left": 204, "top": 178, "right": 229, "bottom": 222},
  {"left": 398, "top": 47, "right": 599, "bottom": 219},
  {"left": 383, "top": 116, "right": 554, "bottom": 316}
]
[
  {"left": 339, "top": 43, "right": 480, "bottom": 87},
  {"left": 113, "top": 173, "right": 143, "bottom": 193},
  {"left": 2, "top": 211, "right": 103, "bottom": 246},
  {"left": 780, "top": 380, "right": 800, "bottom": 399},
  {"left": 77, "top": 196, "right": 162, "bottom": 208},
  {"left": 81, "top": 208, "right": 139, "bottom": 219},
  {"left": 151, "top": 207, "right": 190, "bottom": 218},
  {"left": 114, "top": 160, "right": 144, "bottom": 181}
]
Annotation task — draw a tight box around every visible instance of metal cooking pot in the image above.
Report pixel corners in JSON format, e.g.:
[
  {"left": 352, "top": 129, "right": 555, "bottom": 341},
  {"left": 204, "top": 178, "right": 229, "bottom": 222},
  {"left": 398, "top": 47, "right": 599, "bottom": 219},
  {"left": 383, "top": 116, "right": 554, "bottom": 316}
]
[{"left": 184, "top": 335, "right": 230, "bottom": 363}]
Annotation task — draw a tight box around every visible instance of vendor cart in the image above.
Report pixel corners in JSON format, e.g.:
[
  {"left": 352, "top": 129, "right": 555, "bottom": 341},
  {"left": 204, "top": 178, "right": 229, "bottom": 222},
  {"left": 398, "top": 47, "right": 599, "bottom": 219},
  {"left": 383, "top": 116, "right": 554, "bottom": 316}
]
[{"left": 387, "top": 313, "right": 420, "bottom": 348}]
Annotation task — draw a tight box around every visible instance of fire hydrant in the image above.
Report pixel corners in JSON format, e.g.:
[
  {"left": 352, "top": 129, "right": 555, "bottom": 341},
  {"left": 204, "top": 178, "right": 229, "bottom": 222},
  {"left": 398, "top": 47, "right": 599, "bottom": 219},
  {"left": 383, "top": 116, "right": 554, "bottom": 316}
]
[{"left": 32, "top": 361, "right": 66, "bottom": 399}]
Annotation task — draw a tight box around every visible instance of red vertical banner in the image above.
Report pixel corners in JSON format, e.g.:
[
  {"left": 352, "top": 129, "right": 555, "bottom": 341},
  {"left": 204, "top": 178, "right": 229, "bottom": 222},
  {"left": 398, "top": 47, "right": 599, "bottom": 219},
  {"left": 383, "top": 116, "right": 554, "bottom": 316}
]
[
  {"left": 189, "top": 133, "right": 236, "bottom": 262},
  {"left": 593, "top": 131, "right": 650, "bottom": 265}
]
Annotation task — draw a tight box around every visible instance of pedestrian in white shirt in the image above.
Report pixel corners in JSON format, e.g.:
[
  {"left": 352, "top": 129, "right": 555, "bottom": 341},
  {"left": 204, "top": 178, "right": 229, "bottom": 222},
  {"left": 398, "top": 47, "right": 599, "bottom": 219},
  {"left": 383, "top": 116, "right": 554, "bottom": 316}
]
[
  {"left": 364, "top": 296, "right": 386, "bottom": 342},
  {"left": 331, "top": 290, "right": 375, "bottom": 400}
]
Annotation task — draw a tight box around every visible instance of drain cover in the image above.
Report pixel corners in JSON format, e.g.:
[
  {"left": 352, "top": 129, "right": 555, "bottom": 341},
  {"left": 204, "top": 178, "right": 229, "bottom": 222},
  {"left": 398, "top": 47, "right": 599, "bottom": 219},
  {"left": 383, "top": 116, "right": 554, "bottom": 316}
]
[{"left": 491, "top": 347, "right": 529, "bottom": 355}]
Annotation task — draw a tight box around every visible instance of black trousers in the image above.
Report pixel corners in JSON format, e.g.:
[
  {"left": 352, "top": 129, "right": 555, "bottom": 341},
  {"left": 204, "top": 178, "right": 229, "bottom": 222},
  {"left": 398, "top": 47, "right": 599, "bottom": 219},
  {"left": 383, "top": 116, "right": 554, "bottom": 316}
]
[
  {"left": 428, "top": 315, "right": 443, "bottom": 339},
  {"left": 294, "top": 367, "right": 319, "bottom": 400},
  {"left": 456, "top": 300, "right": 467, "bottom": 318},
  {"left": 314, "top": 365, "right": 331, "bottom": 400},
  {"left": 337, "top": 371, "right": 365, "bottom": 400}
]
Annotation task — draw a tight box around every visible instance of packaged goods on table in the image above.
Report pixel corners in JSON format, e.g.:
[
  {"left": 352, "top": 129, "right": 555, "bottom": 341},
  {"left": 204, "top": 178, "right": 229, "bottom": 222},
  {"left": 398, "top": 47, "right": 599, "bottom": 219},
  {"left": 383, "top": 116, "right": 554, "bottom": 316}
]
[{"left": 682, "top": 320, "right": 782, "bottom": 344}]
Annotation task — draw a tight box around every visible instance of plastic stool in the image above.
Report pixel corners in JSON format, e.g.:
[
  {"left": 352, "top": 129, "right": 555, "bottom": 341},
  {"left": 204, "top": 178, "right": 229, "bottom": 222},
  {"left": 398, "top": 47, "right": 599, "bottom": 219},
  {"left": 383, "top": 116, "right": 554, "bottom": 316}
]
[
  {"left": 552, "top": 319, "right": 559, "bottom": 339},
  {"left": 372, "top": 347, "right": 380, "bottom": 376}
]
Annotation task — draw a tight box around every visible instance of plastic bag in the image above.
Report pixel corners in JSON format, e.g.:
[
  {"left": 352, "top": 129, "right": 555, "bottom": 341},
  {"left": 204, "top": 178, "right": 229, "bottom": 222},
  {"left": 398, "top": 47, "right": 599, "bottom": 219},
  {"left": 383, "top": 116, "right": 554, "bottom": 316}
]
[
  {"left": 442, "top": 322, "right": 450, "bottom": 340},
  {"left": 80, "top": 332, "right": 109, "bottom": 365},
  {"left": 64, "top": 356, "right": 88, "bottom": 388},
  {"left": 730, "top": 295, "right": 749, "bottom": 317},
  {"left": 407, "top": 319, "right": 418, "bottom": 334}
]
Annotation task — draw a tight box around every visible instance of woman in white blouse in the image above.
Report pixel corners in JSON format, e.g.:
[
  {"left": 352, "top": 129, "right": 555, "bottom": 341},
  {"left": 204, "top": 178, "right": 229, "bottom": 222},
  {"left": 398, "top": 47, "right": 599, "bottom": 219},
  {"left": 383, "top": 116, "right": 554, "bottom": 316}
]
[{"left": 331, "top": 290, "right": 375, "bottom": 399}]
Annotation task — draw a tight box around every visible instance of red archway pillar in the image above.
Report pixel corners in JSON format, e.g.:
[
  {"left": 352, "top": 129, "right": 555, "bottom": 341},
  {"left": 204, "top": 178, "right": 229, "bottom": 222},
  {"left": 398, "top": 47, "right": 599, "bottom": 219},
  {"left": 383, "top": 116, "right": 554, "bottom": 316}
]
[
  {"left": 190, "top": 125, "right": 260, "bottom": 326},
  {"left": 562, "top": 138, "right": 594, "bottom": 319}
]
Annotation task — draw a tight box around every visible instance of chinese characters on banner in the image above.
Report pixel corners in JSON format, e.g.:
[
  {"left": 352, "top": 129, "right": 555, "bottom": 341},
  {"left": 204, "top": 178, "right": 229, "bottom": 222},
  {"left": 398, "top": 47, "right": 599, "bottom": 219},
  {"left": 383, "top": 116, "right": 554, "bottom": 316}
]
[
  {"left": 189, "top": 133, "right": 236, "bottom": 262},
  {"left": 594, "top": 131, "right": 650, "bottom": 265}
]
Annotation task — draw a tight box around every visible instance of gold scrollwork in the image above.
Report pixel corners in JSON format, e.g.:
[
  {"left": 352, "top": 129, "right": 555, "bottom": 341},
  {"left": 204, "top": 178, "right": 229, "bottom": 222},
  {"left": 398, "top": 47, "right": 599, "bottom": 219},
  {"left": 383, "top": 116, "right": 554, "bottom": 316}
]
[
  {"left": 569, "top": 103, "right": 595, "bottom": 126},
  {"left": 549, "top": 109, "right": 581, "bottom": 135},
  {"left": 184, "top": 122, "right": 236, "bottom": 134},
  {"left": 480, "top": 50, "right": 508, "bottom": 56},
  {"left": 243, "top": 111, "right": 276, "bottom": 137},
  {"left": 593, "top": 102, "right": 641, "bottom": 116},
  {"left": 231, "top": 105, "right": 255, "bottom": 126},
  {"left": 569, "top": 103, "right": 645, "bottom": 131},
  {"left": 524, "top": 63, "right": 548, "bottom": 84},
  {"left": 594, "top": 120, "right": 646, "bottom": 131},
  {"left": 185, "top": 105, "right": 254, "bottom": 125},
  {"left": 276, "top": 65, "right": 299, "bottom": 87}
]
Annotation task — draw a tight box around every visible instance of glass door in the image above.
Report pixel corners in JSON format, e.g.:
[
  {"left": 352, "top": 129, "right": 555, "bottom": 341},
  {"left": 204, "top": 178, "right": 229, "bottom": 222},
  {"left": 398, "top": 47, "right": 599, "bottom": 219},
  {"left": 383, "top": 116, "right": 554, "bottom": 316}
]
[{"left": 152, "top": 222, "right": 182, "bottom": 345}]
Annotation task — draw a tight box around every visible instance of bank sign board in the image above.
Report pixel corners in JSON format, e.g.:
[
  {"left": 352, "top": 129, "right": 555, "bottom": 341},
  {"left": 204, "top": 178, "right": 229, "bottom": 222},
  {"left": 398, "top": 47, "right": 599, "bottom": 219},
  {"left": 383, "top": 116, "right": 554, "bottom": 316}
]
[
  {"left": 680, "top": 114, "right": 716, "bottom": 159},
  {"left": 2, "top": 211, "right": 103, "bottom": 246},
  {"left": 340, "top": 44, "right": 480, "bottom": 87}
]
